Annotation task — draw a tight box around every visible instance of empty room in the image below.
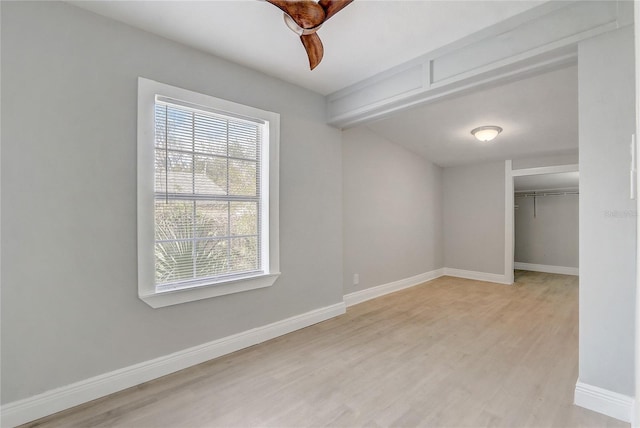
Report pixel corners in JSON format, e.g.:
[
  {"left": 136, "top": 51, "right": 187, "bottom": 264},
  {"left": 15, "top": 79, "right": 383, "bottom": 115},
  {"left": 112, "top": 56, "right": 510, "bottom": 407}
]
[{"left": 2, "top": 1, "right": 638, "bottom": 427}]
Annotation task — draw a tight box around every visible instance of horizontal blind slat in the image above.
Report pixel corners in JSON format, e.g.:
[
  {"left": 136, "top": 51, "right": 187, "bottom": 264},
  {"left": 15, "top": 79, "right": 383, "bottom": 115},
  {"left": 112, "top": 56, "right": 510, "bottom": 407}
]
[{"left": 153, "top": 97, "right": 263, "bottom": 288}]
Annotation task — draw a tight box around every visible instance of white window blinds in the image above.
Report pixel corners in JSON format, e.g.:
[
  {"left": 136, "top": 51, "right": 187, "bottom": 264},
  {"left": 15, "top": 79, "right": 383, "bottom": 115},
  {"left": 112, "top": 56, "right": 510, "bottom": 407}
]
[{"left": 153, "top": 98, "right": 263, "bottom": 290}]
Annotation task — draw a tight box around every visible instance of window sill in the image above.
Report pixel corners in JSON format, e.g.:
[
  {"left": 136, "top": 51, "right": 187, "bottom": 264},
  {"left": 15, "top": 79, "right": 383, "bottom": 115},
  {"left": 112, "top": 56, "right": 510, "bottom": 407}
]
[{"left": 139, "top": 272, "right": 281, "bottom": 308}]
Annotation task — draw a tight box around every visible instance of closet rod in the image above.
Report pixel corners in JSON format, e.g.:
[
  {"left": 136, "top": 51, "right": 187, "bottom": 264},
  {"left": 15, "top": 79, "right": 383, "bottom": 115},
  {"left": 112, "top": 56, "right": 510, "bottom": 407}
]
[{"left": 515, "top": 191, "right": 579, "bottom": 198}]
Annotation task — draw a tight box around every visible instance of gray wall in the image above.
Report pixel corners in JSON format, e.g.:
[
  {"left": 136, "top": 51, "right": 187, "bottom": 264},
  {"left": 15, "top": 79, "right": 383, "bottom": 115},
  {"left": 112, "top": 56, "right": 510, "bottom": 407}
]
[
  {"left": 578, "top": 26, "right": 636, "bottom": 396},
  {"left": 443, "top": 162, "right": 505, "bottom": 275},
  {"left": 1, "top": 1, "right": 342, "bottom": 403},
  {"left": 342, "top": 127, "right": 442, "bottom": 294},
  {"left": 515, "top": 194, "right": 579, "bottom": 268}
]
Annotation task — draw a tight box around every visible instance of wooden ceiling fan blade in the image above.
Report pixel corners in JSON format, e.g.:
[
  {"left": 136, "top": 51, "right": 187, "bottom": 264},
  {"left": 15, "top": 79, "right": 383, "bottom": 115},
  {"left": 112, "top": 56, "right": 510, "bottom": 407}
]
[
  {"left": 300, "top": 33, "right": 324, "bottom": 70},
  {"left": 318, "top": 0, "right": 354, "bottom": 21},
  {"left": 266, "top": 0, "right": 325, "bottom": 29}
]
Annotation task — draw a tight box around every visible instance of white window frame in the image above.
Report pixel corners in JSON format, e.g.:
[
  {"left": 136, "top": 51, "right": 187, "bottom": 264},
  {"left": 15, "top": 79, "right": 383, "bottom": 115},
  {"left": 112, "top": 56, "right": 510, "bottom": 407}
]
[{"left": 137, "top": 77, "right": 280, "bottom": 308}]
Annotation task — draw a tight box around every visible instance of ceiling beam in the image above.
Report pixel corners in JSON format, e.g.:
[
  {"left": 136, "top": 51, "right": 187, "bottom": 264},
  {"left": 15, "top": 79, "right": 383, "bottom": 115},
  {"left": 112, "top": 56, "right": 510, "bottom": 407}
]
[{"left": 326, "top": 0, "right": 633, "bottom": 129}]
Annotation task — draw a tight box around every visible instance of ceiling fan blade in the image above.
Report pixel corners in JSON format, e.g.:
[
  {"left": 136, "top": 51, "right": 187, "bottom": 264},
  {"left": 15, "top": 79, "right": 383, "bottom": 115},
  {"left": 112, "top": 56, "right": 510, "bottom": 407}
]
[
  {"left": 318, "top": 0, "right": 354, "bottom": 21},
  {"left": 266, "top": 0, "right": 325, "bottom": 29},
  {"left": 300, "top": 33, "right": 324, "bottom": 70}
]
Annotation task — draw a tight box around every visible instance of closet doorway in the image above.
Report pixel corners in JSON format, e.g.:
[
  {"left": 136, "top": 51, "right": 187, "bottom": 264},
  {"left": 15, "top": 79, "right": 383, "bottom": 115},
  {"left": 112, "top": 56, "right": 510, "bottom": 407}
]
[
  {"left": 514, "top": 171, "right": 579, "bottom": 276},
  {"left": 505, "top": 163, "right": 579, "bottom": 283}
]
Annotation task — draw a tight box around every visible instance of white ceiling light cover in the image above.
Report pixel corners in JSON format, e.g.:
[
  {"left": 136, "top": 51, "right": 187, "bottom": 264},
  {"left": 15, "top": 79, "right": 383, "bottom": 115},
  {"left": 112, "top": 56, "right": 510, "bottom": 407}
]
[{"left": 471, "top": 125, "right": 503, "bottom": 142}]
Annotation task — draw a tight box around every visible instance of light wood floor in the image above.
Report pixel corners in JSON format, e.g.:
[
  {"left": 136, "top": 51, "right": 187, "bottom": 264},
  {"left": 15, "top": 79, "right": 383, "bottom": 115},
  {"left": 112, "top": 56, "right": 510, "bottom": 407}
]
[{"left": 25, "top": 271, "right": 629, "bottom": 428}]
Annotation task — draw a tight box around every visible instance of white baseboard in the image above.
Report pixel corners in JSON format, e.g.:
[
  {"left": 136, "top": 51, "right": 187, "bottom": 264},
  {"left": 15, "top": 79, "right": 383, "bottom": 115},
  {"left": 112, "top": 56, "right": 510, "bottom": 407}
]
[
  {"left": 343, "top": 266, "right": 514, "bottom": 307},
  {"left": 514, "top": 262, "right": 579, "bottom": 276},
  {"left": 574, "top": 380, "right": 634, "bottom": 423},
  {"left": 443, "top": 267, "right": 511, "bottom": 285},
  {"left": 0, "top": 302, "right": 346, "bottom": 428},
  {"left": 343, "top": 268, "right": 444, "bottom": 307}
]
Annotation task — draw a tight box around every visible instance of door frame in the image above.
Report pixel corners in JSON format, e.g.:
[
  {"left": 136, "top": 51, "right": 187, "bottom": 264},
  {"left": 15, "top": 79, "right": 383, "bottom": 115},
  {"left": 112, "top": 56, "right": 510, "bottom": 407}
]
[
  {"left": 634, "top": 1, "right": 640, "bottom": 425},
  {"left": 504, "top": 161, "right": 580, "bottom": 284}
]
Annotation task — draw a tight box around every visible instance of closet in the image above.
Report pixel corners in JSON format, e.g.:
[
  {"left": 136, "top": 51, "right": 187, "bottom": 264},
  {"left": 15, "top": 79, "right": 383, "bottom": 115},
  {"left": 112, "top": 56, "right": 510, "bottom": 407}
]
[{"left": 514, "top": 172, "right": 579, "bottom": 274}]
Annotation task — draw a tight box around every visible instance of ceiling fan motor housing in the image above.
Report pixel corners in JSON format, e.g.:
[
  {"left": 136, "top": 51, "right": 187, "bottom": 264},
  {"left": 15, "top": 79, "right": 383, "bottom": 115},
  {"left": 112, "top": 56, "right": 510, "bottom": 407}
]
[{"left": 284, "top": 13, "right": 322, "bottom": 36}]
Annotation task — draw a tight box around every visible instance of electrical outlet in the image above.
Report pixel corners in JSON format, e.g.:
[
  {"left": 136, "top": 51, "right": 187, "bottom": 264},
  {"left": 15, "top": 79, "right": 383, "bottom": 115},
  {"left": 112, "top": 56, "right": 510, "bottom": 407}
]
[{"left": 353, "top": 273, "right": 359, "bottom": 285}]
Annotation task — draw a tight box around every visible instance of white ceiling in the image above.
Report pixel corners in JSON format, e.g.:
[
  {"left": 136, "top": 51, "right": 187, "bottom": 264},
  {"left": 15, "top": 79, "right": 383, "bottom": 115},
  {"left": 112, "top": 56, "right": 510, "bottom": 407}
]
[
  {"left": 70, "top": 0, "right": 577, "bottom": 167},
  {"left": 68, "top": 0, "right": 546, "bottom": 95},
  {"left": 515, "top": 172, "right": 579, "bottom": 192},
  {"left": 365, "top": 64, "right": 578, "bottom": 167}
]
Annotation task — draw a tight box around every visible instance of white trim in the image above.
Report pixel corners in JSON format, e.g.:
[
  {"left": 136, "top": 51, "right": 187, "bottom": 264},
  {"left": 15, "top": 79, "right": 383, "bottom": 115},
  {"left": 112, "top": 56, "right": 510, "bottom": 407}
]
[
  {"left": 511, "top": 164, "right": 579, "bottom": 177},
  {"left": 443, "top": 268, "right": 511, "bottom": 285},
  {"left": 140, "top": 273, "right": 282, "bottom": 309},
  {"left": 326, "top": 1, "right": 632, "bottom": 127},
  {"left": 0, "top": 302, "right": 345, "bottom": 427},
  {"left": 574, "top": 381, "right": 634, "bottom": 423},
  {"left": 137, "top": 77, "right": 281, "bottom": 308},
  {"left": 635, "top": 4, "right": 640, "bottom": 426},
  {"left": 514, "top": 262, "right": 579, "bottom": 276},
  {"left": 344, "top": 269, "right": 444, "bottom": 307},
  {"left": 505, "top": 160, "right": 515, "bottom": 285}
]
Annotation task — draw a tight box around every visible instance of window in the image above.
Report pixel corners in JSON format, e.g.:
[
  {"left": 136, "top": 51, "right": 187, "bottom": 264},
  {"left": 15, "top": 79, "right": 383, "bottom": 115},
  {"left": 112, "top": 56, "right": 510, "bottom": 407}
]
[{"left": 138, "top": 78, "right": 280, "bottom": 308}]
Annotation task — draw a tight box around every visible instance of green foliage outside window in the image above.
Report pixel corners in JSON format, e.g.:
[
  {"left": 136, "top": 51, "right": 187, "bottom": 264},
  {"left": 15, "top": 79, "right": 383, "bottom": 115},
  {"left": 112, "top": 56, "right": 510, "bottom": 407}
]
[{"left": 154, "top": 103, "right": 261, "bottom": 287}]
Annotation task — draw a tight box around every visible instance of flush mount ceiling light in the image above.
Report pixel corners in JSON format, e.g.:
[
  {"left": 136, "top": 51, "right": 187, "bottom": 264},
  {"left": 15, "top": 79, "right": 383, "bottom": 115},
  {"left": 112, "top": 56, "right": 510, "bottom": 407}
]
[{"left": 471, "top": 125, "right": 503, "bottom": 142}]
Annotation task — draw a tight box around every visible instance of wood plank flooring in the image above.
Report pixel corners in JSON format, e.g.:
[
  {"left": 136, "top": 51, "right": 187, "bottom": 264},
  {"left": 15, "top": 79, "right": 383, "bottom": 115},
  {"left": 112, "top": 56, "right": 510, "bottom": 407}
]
[{"left": 24, "top": 271, "right": 629, "bottom": 427}]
